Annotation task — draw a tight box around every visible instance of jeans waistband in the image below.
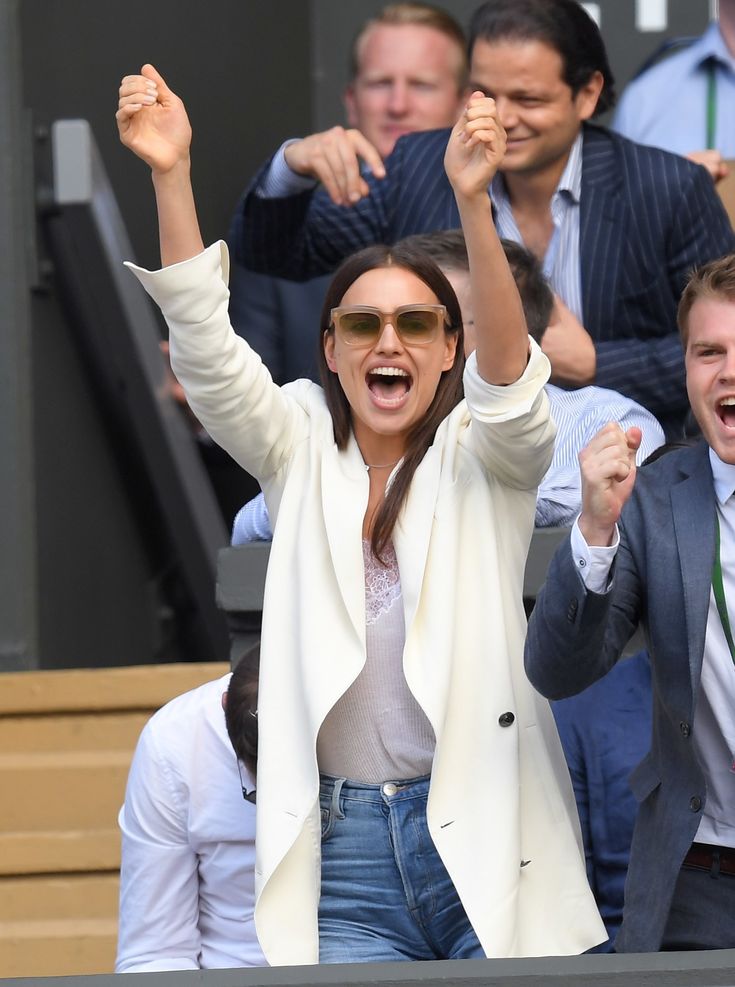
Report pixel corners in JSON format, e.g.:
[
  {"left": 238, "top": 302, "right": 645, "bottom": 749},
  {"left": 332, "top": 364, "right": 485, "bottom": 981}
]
[{"left": 319, "top": 772, "right": 430, "bottom": 803}]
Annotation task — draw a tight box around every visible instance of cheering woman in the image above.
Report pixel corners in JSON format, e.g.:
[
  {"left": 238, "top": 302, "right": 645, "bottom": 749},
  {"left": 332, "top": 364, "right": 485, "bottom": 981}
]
[{"left": 117, "top": 65, "right": 604, "bottom": 965}]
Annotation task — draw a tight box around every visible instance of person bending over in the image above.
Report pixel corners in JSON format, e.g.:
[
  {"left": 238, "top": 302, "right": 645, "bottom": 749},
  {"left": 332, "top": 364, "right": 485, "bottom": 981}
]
[{"left": 116, "top": 648, "right": 263, "bottom": 972}]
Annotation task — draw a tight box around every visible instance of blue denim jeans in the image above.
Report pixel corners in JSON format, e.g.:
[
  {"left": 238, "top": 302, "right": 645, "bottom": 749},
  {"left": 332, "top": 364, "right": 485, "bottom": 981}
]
[{"left": 318, "top": 773, "right": 484, "bottom": 963}]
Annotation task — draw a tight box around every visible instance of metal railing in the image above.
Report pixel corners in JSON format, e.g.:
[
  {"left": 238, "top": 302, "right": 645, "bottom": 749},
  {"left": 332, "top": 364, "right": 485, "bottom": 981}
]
[{"left": 4, "top": 950, "right": 735, "bottom": 987}]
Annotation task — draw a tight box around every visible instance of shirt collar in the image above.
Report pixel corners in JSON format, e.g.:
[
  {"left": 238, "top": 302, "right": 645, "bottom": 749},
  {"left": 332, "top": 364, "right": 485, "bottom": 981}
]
[
  {"left": 709, "top": 446, "right": 735, "bottom": 505},
  {"left": 692, "top": 20, "right": 735, "bottom": 74},
  {"left": 490, "top": 130, "right": 583, "bottom": 206},
  {"left": 556, "top": 131, "right": 583, "bottom": 203}
]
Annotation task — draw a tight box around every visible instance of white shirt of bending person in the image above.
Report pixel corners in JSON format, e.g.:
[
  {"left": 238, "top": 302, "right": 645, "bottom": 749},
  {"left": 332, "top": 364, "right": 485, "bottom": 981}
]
[{"left": 115, "top": 674, "right": 265, "bottom": 972}]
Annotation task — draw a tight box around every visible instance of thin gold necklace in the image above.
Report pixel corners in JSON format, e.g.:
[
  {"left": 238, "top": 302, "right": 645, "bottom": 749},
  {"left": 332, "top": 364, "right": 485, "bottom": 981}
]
[{"left": 364, "top": 458, "right": 400, "bottom": 470}]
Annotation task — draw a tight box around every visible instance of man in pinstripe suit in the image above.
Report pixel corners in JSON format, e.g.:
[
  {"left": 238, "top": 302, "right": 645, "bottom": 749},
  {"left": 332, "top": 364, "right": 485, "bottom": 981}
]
[{"left": 231, "top": 0, "right": 735, "bottom": 436}]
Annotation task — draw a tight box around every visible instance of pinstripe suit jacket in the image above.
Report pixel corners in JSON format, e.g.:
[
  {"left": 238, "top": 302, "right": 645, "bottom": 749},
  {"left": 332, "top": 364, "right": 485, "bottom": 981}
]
[
  {"left": 524, "top": 441, "right": 717, "bottom": 952},
  {"left": 232, "top": 124, "right": 735, "bottom": 432}
]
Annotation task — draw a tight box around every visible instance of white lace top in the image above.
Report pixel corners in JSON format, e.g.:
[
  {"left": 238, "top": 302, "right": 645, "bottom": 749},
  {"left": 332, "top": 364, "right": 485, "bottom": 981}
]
[{"left": 316, "top": 541, "right": 436, "bottom": 782}]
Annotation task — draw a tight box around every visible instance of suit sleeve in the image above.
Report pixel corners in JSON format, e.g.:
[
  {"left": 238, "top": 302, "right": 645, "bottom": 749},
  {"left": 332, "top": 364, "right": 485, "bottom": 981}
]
[
  {"left": 524, "top": 524, "right": 643, "bottom": 700},
  {"left": 228, "top": 150, "right": 400, "bottom": 281},
  {"left": 593, "top": 163, "right": 735, "bottom": 415}
]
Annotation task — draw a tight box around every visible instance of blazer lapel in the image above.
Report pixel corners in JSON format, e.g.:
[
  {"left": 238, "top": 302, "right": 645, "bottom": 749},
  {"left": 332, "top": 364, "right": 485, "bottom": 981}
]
[
  {"left": 670, "top": 443, "right": 716, "bottom": 701},
  {"left": 393, "top": 445, "right": 441, "bottom": 635},
  {"left": 321, "top": 435, "right": 369, "bottom": 645},
  {"left": 579, "top": 127, "right": 626, "bottom": 340}
]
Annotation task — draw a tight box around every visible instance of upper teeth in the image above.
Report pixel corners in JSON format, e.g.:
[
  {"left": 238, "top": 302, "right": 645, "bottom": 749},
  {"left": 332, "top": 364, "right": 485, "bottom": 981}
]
[
  {"left": 721, "top": 398, "right": 735, "bottom": 406},
  {"left": 371, "top": 367, "right": 408, "bottom": 376}
]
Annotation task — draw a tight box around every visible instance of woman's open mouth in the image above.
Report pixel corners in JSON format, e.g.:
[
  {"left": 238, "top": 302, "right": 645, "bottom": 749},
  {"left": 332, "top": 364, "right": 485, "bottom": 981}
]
[{"left": 366, "top": 366, "right": 413, "bottom": 409}]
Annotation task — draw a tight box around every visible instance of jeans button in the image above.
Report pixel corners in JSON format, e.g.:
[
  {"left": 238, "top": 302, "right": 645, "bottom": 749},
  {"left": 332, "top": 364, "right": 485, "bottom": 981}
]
[{"left": 382, "top": 782, "right": 398, "bottom": 796}]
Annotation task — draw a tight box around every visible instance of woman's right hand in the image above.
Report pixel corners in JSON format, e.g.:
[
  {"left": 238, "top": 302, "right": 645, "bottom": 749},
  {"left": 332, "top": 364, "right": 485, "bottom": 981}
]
[{"left": 117, "top": 64, "right": 191, "bottom": 174}]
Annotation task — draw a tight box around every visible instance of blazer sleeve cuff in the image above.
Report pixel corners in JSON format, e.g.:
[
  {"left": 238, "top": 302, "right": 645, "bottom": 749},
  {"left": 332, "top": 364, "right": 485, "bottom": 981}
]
[
  {"left": 124, "top": 242, "right": 230, "bottom": 325},
  {"left": 463, "top": 337, "right": 551, "bottom": 422}
]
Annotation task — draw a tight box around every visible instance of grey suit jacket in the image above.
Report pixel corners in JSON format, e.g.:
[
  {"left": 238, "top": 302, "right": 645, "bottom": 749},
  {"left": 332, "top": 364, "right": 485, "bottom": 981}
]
[{"left": 525, "top": 441, "right": 716, "bottom": 952}]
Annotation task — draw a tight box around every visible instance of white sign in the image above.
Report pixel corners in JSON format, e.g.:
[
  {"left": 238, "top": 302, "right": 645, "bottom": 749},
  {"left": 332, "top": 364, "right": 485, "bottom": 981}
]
[{"left": 636, "top": 0, "right": 668, "bottom": 32}]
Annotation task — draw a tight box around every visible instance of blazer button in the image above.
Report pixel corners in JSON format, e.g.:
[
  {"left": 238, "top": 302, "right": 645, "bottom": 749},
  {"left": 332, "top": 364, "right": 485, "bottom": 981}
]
[
  {"left": 680, "top": 721, "right": 690, "bottom": 738},
  {"left": 498, "top": 711, "right": 515, "bottom": 727},
  {"left": 690, "top": 796, "right": 702, "bottom": 812},
  {"left": 566, "top": 599, "right": 579, "bottom": 623}
]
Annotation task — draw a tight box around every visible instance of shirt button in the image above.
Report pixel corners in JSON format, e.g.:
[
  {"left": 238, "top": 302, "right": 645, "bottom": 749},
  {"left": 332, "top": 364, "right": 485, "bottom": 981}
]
[
  {"left": 680, "top": 721, "right": 691, "bottom": 738},
  {"left": 578, "top": 558, "right": 586, "bottom": 568},
  {"left": 690, "top": 796, "right": 702, "bottom": 812},
  {"left": 498, "top": 711, "right": 515, "bottom": 727},
  {"left": 382, "top": 782, "right": 398, "bottom": 797}
]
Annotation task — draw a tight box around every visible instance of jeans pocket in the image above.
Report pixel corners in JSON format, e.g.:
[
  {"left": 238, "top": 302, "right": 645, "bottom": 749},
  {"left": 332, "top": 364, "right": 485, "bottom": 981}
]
[
  {"left": 320, "top": 803, "right": 334, "bottom": 842},
  {"left": 319, "top": 778, "right": 346, "bottom": 843}
]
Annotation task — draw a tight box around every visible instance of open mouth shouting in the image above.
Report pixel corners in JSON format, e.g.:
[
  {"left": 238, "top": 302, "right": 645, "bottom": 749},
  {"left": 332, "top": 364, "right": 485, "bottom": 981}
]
[
  {"left": 717, "top": 396, "right": 735, "bottom": 429},
  {"left": 366, "top": 365, "right": 413, "bottom": 409}
]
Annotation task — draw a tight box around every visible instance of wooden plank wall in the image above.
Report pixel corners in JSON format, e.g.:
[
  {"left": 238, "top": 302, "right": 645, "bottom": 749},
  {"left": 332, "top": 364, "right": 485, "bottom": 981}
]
[{"left": 0, "top": 663, "right": 229, "bottom": 978}]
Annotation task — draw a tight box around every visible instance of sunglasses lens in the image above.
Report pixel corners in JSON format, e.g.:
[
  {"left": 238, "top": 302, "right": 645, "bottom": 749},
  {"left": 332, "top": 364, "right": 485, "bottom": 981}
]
[
  {"left": 338, "top": 310, "right": 381, "bottom": 342},
  {"left": 333, "top": 306, "right": 443, "bottom": 344},
  {"left": 396, "top": 309, "right": 439, "bottom": 341}
]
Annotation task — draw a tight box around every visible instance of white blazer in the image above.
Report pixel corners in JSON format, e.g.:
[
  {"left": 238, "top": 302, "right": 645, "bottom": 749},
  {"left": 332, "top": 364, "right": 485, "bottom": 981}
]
[{"left": 130, "top": 243, "right": 606, "bottom": 965}]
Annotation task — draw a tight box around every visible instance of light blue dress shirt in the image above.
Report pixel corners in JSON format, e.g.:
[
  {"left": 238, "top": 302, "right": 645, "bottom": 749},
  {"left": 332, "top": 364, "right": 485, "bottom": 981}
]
[
  {"left": 612, "top": 21, "right": 735, "bottom": 156},
  {"left": 490, "top": 133, "right": 584, "bottom": 321}
]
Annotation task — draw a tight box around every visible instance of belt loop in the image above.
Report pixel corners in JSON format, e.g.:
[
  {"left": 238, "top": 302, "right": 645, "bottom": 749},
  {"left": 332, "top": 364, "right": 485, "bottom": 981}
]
[
  {"left": 711, "top": 849, "right": 721, "bottom": 879},
  {"left": 331, "top": 776, "right": 346, "bottom": 820}
]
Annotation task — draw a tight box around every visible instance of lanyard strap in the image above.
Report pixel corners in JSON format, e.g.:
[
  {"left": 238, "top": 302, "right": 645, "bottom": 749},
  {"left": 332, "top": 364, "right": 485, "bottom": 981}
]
[
  {"left": 706, "top": 58, "right": 717, "bottom": 150},
  {"left": 712, "top": 514, "right": 735, "bottom": 666}
]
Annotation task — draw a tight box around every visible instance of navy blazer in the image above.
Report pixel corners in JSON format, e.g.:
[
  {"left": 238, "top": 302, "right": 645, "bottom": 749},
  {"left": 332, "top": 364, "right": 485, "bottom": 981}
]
[
  {"left": 552, "top": 652, "right": 652, "bottom": 952},
  {"left": 232, "top": 124, "right": 735, "bottom": 432},
  {"left": 228, "top": 263, "right": 326, "bottom": 385},
  {"left": 525, "top": 441, "right": 717, "bottom": 952}
]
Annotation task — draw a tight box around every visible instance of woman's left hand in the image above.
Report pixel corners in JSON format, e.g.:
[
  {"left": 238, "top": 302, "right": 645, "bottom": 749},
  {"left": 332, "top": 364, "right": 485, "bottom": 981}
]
[{"left": 444, "top": 93, "right": 506, "bottom": 199}]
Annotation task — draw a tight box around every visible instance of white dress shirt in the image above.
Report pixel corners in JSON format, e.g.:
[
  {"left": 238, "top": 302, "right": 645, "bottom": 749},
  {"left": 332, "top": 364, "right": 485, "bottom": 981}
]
[
  {"left": 115, "top": 674, "right": 265, "bottom": 972},
  {"left": 571, "top": 447, "right": 735, "bottom": 848}
]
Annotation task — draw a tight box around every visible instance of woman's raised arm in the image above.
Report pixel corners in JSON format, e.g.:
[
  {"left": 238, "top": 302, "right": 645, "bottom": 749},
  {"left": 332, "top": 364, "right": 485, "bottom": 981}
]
[
  {"left": 444, "top": 93, "right": 528, "bottom": 386},
  {"left": 117, "top": 64, "right": 204, "bottom": 266}
]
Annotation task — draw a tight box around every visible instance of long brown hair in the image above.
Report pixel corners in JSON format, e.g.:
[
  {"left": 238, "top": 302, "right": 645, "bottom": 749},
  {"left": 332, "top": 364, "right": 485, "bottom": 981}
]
[{"left": 317, "top": 243, "right": 464, "bottom": 561}]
